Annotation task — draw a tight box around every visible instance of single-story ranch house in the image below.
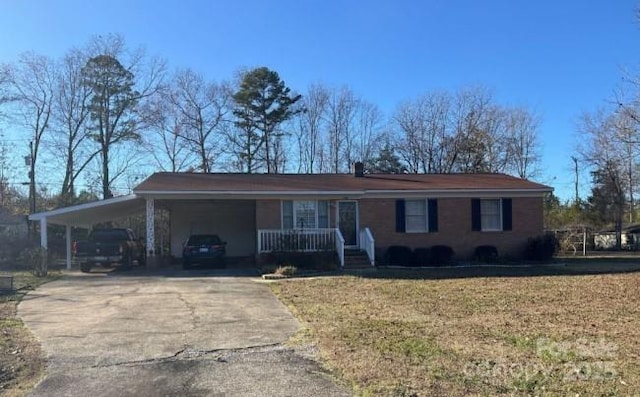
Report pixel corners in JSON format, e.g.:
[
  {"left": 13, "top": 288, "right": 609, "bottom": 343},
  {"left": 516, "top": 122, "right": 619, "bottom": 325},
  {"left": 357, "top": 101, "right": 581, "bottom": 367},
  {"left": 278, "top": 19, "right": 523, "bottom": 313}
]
[{"left": 30, "top": 165, "right": 552, "bottom": 269}]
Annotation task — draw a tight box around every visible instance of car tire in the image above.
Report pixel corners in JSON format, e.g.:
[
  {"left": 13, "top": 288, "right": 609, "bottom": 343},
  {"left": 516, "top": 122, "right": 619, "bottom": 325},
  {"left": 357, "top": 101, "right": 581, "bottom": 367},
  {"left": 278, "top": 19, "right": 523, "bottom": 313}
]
[
  {"left": 80, "top": 263, "right": 91, "bottom": 273},
  {"left": 122, "top": 254, "right": 133, "bottom": 270}
]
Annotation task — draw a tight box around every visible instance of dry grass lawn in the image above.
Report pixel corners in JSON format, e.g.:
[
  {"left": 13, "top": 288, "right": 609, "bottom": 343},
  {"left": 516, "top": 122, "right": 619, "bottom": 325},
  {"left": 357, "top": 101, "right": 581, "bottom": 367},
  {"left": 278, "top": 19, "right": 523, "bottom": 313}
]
[
  {"left": 272, "top": 267, "right": 640, "bottom": 396},
  {"left": 0, "top": 271, "right": 60, "bottom": 397}
]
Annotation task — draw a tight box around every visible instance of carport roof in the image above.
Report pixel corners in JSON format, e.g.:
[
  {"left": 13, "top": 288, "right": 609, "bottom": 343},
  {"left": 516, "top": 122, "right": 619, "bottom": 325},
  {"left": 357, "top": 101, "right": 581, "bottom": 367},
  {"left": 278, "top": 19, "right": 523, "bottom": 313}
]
[{"left": 28, "top": 195, "right": 146, "bottom": 228}]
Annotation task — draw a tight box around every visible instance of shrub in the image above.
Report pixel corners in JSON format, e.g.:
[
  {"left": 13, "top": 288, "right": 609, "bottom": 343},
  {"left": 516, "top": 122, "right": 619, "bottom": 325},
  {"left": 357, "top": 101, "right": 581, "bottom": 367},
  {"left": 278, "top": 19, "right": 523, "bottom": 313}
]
[
  {"left": 430, "top": 245, "right": 454, "bottom": 265},
  {"left": 18, "top": 247, "right": 50, "bottom": 277},
  {"left": 264, "top": 251, "right": 338, "bottom": 271},
  {"left": 384, "top": 246, "right": 412, "bottom": 266},
  {"left": 274, "top": 265, "right": 298, "bottom": 276},
  {"left": 524, "top": 234, "right": 558, "bottom": 261},
  {"left": 315, "top": 260, "right": 338, "bottom": 272},
  {"left": 410, "top": 248, "right": 431, "bottom": 267},
  {"left": 474, "top": 245, "right": 498, "bottom": 263}
]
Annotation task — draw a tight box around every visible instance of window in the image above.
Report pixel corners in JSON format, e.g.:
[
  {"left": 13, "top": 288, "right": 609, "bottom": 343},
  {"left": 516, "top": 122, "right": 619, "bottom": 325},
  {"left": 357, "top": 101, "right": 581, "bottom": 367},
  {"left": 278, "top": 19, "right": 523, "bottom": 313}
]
[
  {"left": 405, "top": 200, "right": 427, "bottom": 232},
  {"left": 282, "top": 201, "right": 293, "bottom": 229},
  {"left": 471, "top": 198, "right": 512, "bottom": 232},
  {"left": 282, "top": 200, "right": 329, "bottom": 229},
  {"left": 480, "top": 199, "right": 501, "bottom": 231},
  {"left": 295, "top": 201, "right": 316, "bottom": 228},
  {"left": 318, "top": 201, "right": 329, "bottom": 228},
  {"left": 395, "top": 199, "right": 438, "bottom": 233}
]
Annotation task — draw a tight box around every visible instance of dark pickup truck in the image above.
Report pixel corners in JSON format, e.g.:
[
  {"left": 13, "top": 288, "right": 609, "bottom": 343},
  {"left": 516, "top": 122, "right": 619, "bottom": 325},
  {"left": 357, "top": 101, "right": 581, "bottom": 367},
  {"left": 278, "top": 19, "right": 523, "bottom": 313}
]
[{"left": 76, "top": 228, "right": 146, "bottom": 273}]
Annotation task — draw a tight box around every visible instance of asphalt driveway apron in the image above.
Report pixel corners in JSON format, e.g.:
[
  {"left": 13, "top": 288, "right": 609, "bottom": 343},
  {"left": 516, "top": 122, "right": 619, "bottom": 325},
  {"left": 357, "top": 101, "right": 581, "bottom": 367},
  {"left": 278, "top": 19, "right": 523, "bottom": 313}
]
[{"left": 18, "top": 269, "right": 351, "bottom": 396}]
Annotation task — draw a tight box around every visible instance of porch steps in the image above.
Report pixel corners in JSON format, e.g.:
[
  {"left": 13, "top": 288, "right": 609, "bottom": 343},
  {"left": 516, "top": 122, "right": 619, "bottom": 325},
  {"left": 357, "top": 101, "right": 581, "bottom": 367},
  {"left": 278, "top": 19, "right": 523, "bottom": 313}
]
[{"left": 342, "top": 249, "right": 373, "bottom": 269}]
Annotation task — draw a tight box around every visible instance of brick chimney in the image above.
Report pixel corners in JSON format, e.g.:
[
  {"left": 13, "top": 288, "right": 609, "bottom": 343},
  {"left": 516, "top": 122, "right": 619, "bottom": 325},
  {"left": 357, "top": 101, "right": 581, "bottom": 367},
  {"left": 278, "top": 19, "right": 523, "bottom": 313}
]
[{"left": 354, "top": 161, "right": 364, "bottom": 177}]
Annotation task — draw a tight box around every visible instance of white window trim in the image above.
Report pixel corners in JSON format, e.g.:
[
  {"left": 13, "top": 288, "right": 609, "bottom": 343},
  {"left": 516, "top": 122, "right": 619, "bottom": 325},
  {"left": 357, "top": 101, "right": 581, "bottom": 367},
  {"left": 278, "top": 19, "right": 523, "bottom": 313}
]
[
  {"left": 405, "top": 199, "right": 430, "bottom": 233},
  {"left": 480, "top": 198, "right": 503, "bottom": 232},
  {"left": 281, "top": 200, "right": 329, "bottom": 229}
]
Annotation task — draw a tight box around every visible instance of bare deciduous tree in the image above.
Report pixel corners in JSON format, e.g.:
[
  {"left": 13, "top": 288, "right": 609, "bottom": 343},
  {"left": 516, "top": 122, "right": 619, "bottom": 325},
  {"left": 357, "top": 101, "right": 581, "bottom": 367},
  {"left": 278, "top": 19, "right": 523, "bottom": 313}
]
[
  {"left": 354, "top": 100, "right": 383, "bottom": 169},
  {"left": 449, "top": 86, "right": 494, "bottom": 173},
  {"left": 6, "top": 52, "right": 56, "bottom": 211},
  {"left": 141, "top": 91, "right": 195, "bottom": 172},
  {"left": 295, "top": 83, "right": 329, "bottom": 173},
  {"left": 52, "top": 48, "right": 99, "bottom": 204},
  {"left": 325, "top": 86, "right": 357, "bottom": 173},
  {"left": 504, "top": 107, "right": 541, "bottom": 179},
  {"left": 392, "top": 86, "right": 541, "bottom": 178},
  {"left": 168, "top": 69, "right": 230, "bottom": 173},
  {"left": 0, "top": 64, "right": 14, "bottom": 113},
  {"left": 394, "top": 91, "right": 451, "bottom": 173}
]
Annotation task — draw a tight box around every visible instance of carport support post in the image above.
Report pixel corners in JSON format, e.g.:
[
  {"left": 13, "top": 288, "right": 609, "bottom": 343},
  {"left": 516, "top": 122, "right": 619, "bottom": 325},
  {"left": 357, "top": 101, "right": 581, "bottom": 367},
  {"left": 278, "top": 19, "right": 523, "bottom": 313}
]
[
  {"left": 146, "top": 198, "right": 155, "bottom": 266},
  {"left": 39, "top": 218, "right": 47, "bottom": 249}
]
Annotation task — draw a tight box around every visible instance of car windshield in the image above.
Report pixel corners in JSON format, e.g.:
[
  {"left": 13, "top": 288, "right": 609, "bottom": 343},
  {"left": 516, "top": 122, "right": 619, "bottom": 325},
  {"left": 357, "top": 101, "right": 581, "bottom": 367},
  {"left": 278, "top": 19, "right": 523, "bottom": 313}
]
[{"left": 187, "top": 235, "right": 221, "bottom": 245}]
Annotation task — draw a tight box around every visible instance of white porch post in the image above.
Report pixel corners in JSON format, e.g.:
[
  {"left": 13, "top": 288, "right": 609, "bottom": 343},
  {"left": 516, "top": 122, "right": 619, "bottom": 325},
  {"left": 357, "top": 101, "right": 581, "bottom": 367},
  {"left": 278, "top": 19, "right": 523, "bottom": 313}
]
[
  {"left": 146, "top": 198, "right": 155, "bottom": 256},
  {"left": 39, "top": 217, "right": 48, "bottom": 249},
  {"left": 65, "top": 225, "right": 72, "bottom": 270}
]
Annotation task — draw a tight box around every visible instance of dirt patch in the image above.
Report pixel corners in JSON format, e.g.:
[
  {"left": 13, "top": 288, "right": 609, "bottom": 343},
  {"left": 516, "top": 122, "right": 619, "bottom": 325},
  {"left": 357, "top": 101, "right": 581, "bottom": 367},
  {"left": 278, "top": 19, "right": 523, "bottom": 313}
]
[
  {"left": 272, "top": 268, "right": 640, "bottom": 396},
  {"left": 0, "top": 271, "right": 60, "bottom": 397}
]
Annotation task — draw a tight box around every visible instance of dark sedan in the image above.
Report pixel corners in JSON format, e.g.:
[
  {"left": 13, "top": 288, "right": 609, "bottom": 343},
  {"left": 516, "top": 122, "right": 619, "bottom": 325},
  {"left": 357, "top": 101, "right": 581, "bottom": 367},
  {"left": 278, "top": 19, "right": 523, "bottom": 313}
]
[{"left": 182, "top": 234, "right": 226, "bottom": 269}]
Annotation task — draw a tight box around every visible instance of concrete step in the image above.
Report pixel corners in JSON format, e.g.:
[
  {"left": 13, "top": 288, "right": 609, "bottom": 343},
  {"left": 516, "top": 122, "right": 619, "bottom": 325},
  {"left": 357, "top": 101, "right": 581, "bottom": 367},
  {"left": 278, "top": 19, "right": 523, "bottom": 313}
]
[{"left": 343, "top": 251, "right": 373, "bottom": 268}]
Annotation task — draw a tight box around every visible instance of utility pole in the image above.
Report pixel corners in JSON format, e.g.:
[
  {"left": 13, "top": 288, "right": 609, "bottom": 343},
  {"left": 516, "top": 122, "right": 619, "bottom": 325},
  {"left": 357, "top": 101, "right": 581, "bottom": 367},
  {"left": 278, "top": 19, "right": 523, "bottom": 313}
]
[
  {"left": 571, "top": 156, "right": 579, "bottom": 204},
  {"left": 26, "top": 141, "right": 36, "bottom": 240}
]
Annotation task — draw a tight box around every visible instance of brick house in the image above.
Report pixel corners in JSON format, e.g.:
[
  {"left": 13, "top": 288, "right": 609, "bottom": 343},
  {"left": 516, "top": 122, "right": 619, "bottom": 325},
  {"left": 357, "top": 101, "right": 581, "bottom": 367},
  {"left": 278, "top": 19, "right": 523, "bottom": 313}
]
[{"left": 30, "top": 167, "right": 552, "bottom": 268}]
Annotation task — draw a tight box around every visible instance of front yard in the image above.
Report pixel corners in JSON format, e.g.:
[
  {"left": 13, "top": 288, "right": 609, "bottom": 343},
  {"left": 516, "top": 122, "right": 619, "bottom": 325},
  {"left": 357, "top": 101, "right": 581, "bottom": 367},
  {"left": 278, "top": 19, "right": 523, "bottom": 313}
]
[
  {"left": 272, "top": 266, "right": 640, "bottom": 396},
  {"left": 0, "top": 271, "right": 61, "bottom": 397}
]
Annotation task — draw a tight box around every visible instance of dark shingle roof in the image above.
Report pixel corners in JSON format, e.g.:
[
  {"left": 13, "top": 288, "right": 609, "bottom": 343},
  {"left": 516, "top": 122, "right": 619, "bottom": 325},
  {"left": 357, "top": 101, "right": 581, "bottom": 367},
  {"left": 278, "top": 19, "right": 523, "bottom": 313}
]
[{"left": 134, "top": 172, "right": 552, "bottom": 194}]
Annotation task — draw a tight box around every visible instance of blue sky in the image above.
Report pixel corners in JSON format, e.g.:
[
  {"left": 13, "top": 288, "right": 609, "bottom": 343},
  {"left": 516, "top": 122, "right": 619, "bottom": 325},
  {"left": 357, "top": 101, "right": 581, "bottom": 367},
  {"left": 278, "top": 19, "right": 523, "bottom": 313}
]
[{"left": 1, "top": 0, "right": 639, "bottom": 200}]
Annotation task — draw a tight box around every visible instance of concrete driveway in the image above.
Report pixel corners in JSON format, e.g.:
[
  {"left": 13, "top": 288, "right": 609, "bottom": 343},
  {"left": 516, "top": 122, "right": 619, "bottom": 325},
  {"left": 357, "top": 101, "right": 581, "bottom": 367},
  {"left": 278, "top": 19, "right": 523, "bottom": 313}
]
[{"left": 19, "top": 268, "right": 351, "bottom": 396}]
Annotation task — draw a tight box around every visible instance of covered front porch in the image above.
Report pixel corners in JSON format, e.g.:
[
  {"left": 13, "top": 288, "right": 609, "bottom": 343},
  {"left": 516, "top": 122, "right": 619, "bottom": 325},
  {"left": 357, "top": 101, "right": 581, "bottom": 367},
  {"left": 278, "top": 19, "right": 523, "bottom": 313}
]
[{"left": 257, "top": 228, "right": 375, "bottom": 268}]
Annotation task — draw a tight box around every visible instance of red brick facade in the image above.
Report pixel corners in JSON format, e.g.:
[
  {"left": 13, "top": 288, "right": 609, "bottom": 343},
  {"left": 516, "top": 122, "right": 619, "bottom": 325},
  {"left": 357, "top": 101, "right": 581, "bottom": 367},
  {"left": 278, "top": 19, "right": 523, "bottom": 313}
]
[
  {"left": 358, "top": 197, "right": 543, "bottom": 259},
  {"left": 256, "top": 200, "right": 281, "bottom": 229},
  {"left": 256, "top": 196, "right": 544, "bottom": 260}
]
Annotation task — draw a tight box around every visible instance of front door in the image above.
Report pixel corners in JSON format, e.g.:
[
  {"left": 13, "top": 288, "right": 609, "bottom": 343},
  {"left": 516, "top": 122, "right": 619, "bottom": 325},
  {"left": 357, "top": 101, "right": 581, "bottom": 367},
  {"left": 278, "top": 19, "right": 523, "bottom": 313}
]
[{"left": 337, "top": 201, "right": 358, "bottom": 248}]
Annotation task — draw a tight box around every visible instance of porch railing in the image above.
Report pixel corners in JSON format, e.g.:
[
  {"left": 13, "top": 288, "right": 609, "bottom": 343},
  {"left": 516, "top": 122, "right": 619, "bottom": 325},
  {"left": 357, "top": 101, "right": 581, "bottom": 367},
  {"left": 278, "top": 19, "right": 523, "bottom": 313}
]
[
  {"left": 336, "top": 229, "right": 345, "bottom": 268},
  {"left": 257, "top": 228, "right": 345, "bottom": 268},
  {"left": 257, "top": 228, "right": 334, "bottom": 252},
  {"left": 359, "top": 227, "right": 375, "bottom": 266}
]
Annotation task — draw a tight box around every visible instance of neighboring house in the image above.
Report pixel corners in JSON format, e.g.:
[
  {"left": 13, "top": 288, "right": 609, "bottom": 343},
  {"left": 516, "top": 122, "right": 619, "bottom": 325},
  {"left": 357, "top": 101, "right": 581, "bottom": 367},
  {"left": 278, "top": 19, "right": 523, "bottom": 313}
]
[
  {"left": 29, "top": 164, "right": 552, "bottom": 268},
  {"left": 593, "top": 225, "right": 640, "bottom": 251}
]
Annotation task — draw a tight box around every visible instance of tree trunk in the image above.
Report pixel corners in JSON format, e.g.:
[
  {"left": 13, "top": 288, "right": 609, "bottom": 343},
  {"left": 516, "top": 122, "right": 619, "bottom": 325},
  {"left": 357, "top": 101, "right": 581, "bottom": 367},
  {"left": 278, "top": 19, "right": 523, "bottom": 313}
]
[{"left": 102, "top": 145, "right": 111, "bottom": 199}]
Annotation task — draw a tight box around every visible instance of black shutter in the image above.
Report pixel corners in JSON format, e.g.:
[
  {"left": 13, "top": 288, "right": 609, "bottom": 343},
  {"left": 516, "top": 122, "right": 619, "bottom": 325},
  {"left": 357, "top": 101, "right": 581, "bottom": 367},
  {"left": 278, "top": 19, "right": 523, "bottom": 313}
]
[
  {"left": 471, "top": 198, "right": 481, "bottom": 231},
  {"left": 395, "top": 199, "right": 405, "bottom": 233},
  {"left": 502, "top": 198, "right": 512, "bottom": 231},
  {"left": 428, "top": 199, "right": 438, "bottom": 232}
]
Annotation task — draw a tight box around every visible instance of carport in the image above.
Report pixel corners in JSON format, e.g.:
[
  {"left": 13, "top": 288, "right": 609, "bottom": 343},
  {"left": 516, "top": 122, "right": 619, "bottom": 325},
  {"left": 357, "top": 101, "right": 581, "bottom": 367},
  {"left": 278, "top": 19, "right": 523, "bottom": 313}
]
[
  {"left": 28, "top": 195, "right": 149, "bottom": 269},
  {"left": 28, "top": 193, "right": 259, "bottom": 269}
]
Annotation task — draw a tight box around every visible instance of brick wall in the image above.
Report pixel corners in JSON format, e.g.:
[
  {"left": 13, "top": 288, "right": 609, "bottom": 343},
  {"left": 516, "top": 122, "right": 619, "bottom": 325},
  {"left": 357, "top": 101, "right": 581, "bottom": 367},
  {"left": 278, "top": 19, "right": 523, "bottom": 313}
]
[
  {"left": 359, "top": 196, "right": 544, "bottom": 260},
  {"left": 256, "top": 200, "right": 281, "bottom": 229}
]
